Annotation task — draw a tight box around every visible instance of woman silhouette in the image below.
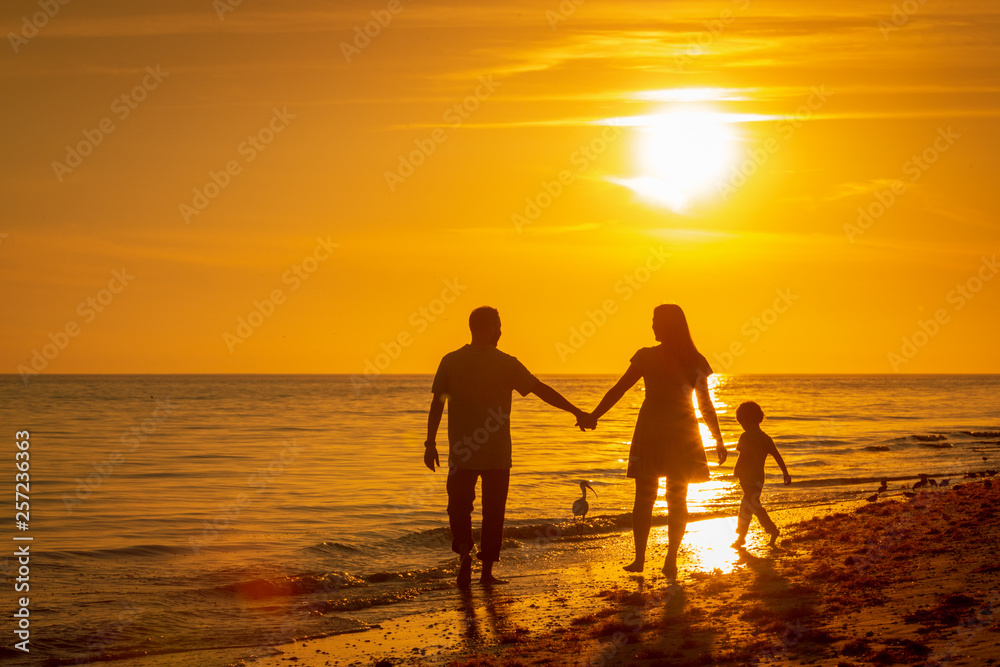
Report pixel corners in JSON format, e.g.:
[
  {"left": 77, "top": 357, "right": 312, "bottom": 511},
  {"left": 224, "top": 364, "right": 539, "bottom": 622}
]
[{"left": 588, "top": 304, "right": 726, "bottom": 578}]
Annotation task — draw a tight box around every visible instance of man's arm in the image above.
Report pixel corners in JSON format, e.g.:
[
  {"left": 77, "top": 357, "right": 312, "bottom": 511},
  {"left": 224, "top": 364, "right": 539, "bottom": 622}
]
[
  {"left": 530, "top": 382, "right": 591, "bottom": 429},
  {"left": 424, "top": 394, "right": 445, "bottom": 471}
]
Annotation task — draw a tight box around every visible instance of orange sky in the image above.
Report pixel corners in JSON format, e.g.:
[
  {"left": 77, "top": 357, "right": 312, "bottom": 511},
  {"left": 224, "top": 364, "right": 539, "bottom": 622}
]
[{"left": 2, "top": 0, "right": 998, "bottom": 377}]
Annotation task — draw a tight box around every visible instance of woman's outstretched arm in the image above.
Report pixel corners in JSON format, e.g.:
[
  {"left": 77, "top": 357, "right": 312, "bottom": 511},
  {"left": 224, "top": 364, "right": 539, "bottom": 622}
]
[
  {"left": 694, "top": 375, "right": 728, "bottom": 464},
  {"left": 591, "top": 363, "right": 643, "bottom": 421}
]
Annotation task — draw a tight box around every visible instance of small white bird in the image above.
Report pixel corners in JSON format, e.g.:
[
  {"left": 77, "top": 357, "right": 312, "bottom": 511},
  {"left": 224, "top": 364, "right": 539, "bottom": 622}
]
[{"left": 572, "top": 481, "right": 597, "bottom": 533}]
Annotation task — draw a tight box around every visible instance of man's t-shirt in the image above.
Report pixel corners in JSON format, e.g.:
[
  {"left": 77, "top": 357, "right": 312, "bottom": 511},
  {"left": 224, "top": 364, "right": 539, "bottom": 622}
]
[
  {"left": 734, "top": 429, "right": 777, "bottom": 483},
  {"left": 431, "top": 344, "right": 539, "bottom": 470}
]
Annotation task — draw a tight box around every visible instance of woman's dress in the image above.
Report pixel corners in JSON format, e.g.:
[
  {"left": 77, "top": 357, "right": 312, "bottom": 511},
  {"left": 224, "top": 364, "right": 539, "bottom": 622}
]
[{"left": 626, "top": 346, "right": 713, "bottom": 483}]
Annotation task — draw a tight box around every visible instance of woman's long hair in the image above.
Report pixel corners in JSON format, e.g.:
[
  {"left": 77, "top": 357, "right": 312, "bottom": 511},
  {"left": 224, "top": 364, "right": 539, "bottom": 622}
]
[{"left": 652, "top": 304, "right": 701, "bottom": 373}]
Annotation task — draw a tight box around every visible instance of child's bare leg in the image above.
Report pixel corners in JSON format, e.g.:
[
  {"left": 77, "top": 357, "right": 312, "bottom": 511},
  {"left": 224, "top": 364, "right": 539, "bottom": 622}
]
[
  {"left": 733, "top": 489, "right": 752, "bottom": 548},
  {"left": 625, "top": 477, "right": 658, "bottom": 572},
  {"left": 752, "top": 494, "right": 779, "bottom": 546}
]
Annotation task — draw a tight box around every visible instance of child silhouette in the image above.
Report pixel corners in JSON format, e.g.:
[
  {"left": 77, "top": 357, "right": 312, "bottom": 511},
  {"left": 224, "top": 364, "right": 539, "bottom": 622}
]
[{"left": 731, "top": 401, "right": 790, "bottom": 548}]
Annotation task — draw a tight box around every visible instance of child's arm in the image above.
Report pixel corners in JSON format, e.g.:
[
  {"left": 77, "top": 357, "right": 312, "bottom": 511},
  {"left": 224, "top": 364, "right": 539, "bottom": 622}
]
[{"left": 771, "top": 443, "right": 791, "bottom": 485}]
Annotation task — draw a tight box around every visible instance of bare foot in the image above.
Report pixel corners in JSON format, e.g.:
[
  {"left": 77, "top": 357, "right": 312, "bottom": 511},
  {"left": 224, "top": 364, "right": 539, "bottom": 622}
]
[
  {"left": 623, "top": 558, "right": 645, "bottom": 573},
  {"left": 661, "top": 560, "right": 678, "bottom": 580},
  {"left": 731, "top": 537, "right": 746, "bottom": 549},
  {"left": 768, "top": 529, "right": 780, "bottom": 547},
  {"left": 457, "top": 554, "right": 472, "bottom": 588},
  {"left": 480, "top": 574, "right": 508, "bottom": 586}
]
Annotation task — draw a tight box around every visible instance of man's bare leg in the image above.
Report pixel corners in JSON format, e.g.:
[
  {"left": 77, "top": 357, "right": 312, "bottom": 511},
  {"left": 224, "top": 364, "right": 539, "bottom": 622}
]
[
  {"left": 457, "top": 545, "right": 473, "bottom": 588},
  {"left": 480, "top": 559, "right": 508, "bottom": 585}
]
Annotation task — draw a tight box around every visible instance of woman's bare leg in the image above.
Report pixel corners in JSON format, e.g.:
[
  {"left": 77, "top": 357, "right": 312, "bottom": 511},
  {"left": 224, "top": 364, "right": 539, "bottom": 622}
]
[
  {"left": 624, "top": 477, "right": 658, "bottom": 572},
  {"left": 662, "top": 478, "right": 689, "bottom": 578}
]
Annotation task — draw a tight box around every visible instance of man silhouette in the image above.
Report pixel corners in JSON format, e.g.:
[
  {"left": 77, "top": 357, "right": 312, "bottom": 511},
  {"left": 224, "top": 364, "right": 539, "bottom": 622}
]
[{"left": 424, "top": 306, "right": 595, "bottom": 586}]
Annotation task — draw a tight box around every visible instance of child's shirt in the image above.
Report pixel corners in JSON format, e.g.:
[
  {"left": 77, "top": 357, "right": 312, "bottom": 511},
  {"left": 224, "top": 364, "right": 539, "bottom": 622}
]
[{"left": 734, "top": 429, "right": 777, "bottom": 483}]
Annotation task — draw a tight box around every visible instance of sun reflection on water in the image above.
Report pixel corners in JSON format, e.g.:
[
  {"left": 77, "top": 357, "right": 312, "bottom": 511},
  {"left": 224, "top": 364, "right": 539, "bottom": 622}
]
[
  {"left": 682, "top": 516, "right": 742, "bottom": 574},
  {"left": 695, "top": 374, "right": 730, "bottom": 449}
]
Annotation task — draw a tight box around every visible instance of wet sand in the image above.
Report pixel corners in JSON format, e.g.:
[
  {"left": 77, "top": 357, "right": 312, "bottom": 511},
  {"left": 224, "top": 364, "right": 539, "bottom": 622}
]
[{"left": 112, "top": 478, "right": 1000, "bottom": 667}]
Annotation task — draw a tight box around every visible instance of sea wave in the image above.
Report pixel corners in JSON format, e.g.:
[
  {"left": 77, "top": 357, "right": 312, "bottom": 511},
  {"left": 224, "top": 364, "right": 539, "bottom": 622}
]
[
  {"left": 40, "top": 544, "right": 194, "bottom": 559},
  {"left": 216, "top": 571, "right": 368, "bottom": 599},
  {"left": 304, "top": 541, "right": 362, "bottom": 554},
  {"left": 892, "top": 433, "right": 948, "bottom": 442}
]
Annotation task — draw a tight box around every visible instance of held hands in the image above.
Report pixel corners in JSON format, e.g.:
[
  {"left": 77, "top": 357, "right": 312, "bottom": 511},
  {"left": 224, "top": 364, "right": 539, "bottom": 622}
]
[
  {"left": 575, "top": 411, "right": 598, "bottom": 431},
  {"left": 423, "top": 441, "right": 440, "bottom": 472}
]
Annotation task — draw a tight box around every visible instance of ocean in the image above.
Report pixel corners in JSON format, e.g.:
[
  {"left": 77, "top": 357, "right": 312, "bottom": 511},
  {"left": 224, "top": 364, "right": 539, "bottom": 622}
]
[{"left": 2, "top": 374, "right": 998, "bottom": 664}]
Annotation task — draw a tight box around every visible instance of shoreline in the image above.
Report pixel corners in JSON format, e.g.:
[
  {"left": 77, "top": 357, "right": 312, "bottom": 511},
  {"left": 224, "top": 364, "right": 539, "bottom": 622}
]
[{"left": 194, "top": 478, "right": 1000, "bottom": 667}]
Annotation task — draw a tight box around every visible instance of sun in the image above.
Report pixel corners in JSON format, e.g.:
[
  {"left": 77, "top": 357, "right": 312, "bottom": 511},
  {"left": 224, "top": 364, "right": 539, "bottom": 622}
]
[{"left": 611, "top": 106, "right": 740, "bottom": 212}]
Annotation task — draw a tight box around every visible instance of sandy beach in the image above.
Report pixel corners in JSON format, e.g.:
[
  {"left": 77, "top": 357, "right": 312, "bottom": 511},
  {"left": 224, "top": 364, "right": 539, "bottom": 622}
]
[{"left": 105, "top": 476, "right": 998, "bottom": 667}]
